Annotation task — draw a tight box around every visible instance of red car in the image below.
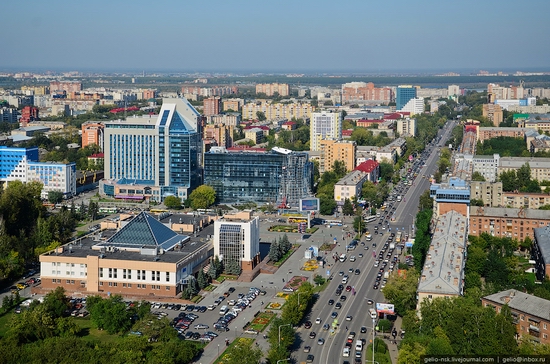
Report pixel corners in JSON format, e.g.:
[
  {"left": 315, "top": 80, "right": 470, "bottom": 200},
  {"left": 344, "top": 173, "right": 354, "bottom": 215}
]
[{"left": 345, "top": 286, "right": 352, "bottom": 292}]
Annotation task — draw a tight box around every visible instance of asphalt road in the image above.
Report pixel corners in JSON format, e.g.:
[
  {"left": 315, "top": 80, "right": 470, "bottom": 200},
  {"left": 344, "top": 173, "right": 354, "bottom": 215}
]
[{"left": 293, "top": 120, "right": 457, "bottom": 364}]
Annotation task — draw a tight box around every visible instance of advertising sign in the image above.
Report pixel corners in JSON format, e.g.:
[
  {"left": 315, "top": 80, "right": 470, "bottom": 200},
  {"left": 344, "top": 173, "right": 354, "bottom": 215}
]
[
  {"left": 300, "top": 198, "right": 320, "bottom": 212},
  {"left": 376, "top": 303, "right": 395, "bottom": 314}
]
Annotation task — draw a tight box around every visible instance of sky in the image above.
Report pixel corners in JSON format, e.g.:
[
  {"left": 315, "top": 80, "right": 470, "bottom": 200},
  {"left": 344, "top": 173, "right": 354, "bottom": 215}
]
[{"left": 2, "top": 0, "right": 550, "bottom": 74}]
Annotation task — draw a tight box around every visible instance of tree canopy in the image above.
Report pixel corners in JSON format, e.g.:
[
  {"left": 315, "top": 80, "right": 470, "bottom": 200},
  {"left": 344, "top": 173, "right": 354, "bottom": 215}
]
[{"left": 189, "top": 185, "right": 216, "bottom": 210}]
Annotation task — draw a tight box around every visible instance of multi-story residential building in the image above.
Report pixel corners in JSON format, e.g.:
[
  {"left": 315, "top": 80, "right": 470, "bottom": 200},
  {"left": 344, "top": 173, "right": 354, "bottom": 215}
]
[
  {"left": 507, "top": 104, "right": 550, "bottom": 114},
  {"left": 341, "top": 82, "right": 392, "bottom": 104},
  {"left": 472, "top": 154, "right": 500, "bottom": 183},
  {"left": 203, "top": 146, "right": 312, "bottom": 207},
  {"left": 356, "top": 145, "right": 398, "bottom": 165},
  {"left": 203, "top": 96, "right": 222, "bottom": 116},
  {"left": 241, "top": 102, "right": 314, "bottom": 121},
  {"left": 310, "top": 111, "right": 342, "bottom": 152},
  {"left": 213, "top": 210, "right": 261, "bottom": 272},
  {"left": 244, "top": 128, "right": 264, "bottom": 144},
  {"left": 470, "top": 181, "right": 503, "bottom": 207},
  {"left": 387, "top": 138, "right": 407, "bottom": 157},
  {"left": 448, "top": 85, "right": 461, "bottom": 97},
  {"left": 0, "top": 107, "right": 18, "bottom": 123},
  {"left": 39, "top": 211, "right": 211, "bottom": 298},
  {"left": 469, "top": 206, "right": 550, "bottom": 240},
  {"left": 417, "top": 210, "right": 467, "bottom": 313},
  {"left": 334, "top": 160, "right": 379, "bottom": 205},
  {"left": 499, "top": 157, "right": 550, "bottom": 183},
  {"left": 503, "top": 192, "right": 550, "bottom": 209},
  {"left": 208, "top": 113, "right": 241, "bottom": 127},
  {"left": 81, "top": 122, "right": 104, "bottom": 150},
  {"left": 100, "top": 98, "right": 202, "bottom": 202},
  {"left": 482, "top": 289, "right": 550, "bottom": 344},
  {"left": 482, "top": 104, "right": 503, "bottom": 126},
  {"left": 399, "top": 97, "right": 424, "bottom": 115},
  {"left": 223, "top": 99, "right": 244, "bottom": 113},
  {"left": 181, "top": 85, "right": 238, "bottom": 97},
  {"left": 49, "top": 81, "right": 82, "bottom": 94},
  {"left": 519, "top": 117, "right": 550, "bottom": 133},
  {"left": 430, "top": 178, "right": 471, "bottom": 217},
  {"left": 319, "top": 139, "right": 356, "bottom": 173},
  {"left": 396, "top": 85, "right": 417, "bottom": 110},
  {"left": 203, "top": 124, "right": 232, "bottom": 149},
  {"left": 476, "top": 127, "right": 528, "bottom": 143},
  {"left": 396, "top": 118, "right": 417, "bottom": 137},
  {"left": 255, "top": 83, "right": 289, "bottom": 97},
  {"left": 356, "top": 119, "right": 383, "bottom": 128},
  {"left": 533, "top": 225, "right": 550, "bottom": 281},
  {"left": 19, "top": 106, "right": 39, "bottom": 126}
]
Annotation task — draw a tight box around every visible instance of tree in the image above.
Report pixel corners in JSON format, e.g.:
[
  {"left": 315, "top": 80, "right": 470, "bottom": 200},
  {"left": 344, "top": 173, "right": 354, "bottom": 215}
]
[
  {"left": 42, "top": 287, "right": 71, "bottom": 319},
  {"left": 332, "top": 160, "right": 347, "bottom": 179},
  {"left": 353, "top": 214, "right": 364, "bottom": 234},
  {"left": 197, "top": 269, "right": 208, "bottom": 289},
  {"left": 268, "top": 239, "right": 281, "bottom": 262},
  {"left": 471, "top": 171, "right": 486, "bottom": 182},
  {"left": 88, "top": 201, "right": 99, "bottom": 221},
  {"left": 342, "top": 198, "right": 354, "bottom": 216},
  {"left": 224, "top": 259, "right": 241, "bottom": 275},
  {"left": 377, "top": 319, "right": 391, "bottom": 333},
  {"left": 418, "top": 190, "right": 433, "bottom": 211},
  {"left": 313, "top": 274, "right": 325, "bottom": 286},
  {"left": 278, "top": 234, "right": 291, "bottom": 254},
  {"left": 87, "top": 295, "right": 133, "bottom": 334},
  {"left": 470, "top": 198, "right": 484, "bottom": 206},
  {"left": 382, "top": 270, "right": 419, "bottom": 315},
  {"left": 189, "top": 185, "right": 216, "bottom": 210},
  {"left": 47, "top": 191, "right": 64, "bottom": 204},
  {"left": 163, "top": 195, "right": 182, "bottom": 209},
  {"left": 223, "top": 339, "right": 263, "bottom": 364}
]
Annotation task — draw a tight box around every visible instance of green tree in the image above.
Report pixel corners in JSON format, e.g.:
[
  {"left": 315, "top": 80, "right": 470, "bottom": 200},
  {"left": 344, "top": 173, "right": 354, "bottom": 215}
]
[
  {"left": 189, "top": 185, "right": 216, "bottom": 210},
  {"left": 47, "top": 191, "right": 64, "bottom": 204},
  {"left": 163, "top": 195, "right": 182, "bottom": 209},
  {"left": 418, "top": 190, "right": 433, "bottom": 211},
  {"left": 197, "top": 269, "right": 208, "bottom": 289},
  {"left": 377, "top": 319, "right": 391, "bottom": 333},
  {"left": 42, "top": 287, "right": 71, "bottom": 319},
  {"left": 224, "top": 258, "right": 241, "bottom": 275},
  {"left": 382, "top": 270, "right": 419, "bottom": 315},
  {"left": 313, "top": 274, "right": 325, "bottom": 286},
  {"left": 87, "top": 295, "right": 133, "bottom": 334},
  {"left": 470, "top": 198, "right": 484, "bottom": 206},
  {"left": 342, "top": 198, "right": 354, "bottom": 216},
  {"left": 332, "top": 160, "right": 347, "bottom": 178},
  {"left": 471, "top": 171, "right": 486, "bottom": 181},
  {"left": 268, "top": 239, "right": 281, "bottom": 262},
  {"left": 223, "top": 339, "right": 263, "bottom": 364},
  {"left": 256, "top": 111, "right": 266, "bottom": 121}
]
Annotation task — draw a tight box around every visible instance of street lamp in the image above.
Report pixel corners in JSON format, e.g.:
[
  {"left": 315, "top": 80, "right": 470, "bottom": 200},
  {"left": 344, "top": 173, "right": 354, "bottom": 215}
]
[
  {"left": 235, "top": 326, "right": 237, "bottom": 338},
  {"left": 276, "top": 359, "right": 291, "bottom": 364},
  {"left": 278, "top": 323, "right": 291, "bottom": 347},
  {"left": 217, "top": 344, "right": 220, "bottom": 357},
  {"left": 296, "top": 292, "right": 302, "bottom": 307}
]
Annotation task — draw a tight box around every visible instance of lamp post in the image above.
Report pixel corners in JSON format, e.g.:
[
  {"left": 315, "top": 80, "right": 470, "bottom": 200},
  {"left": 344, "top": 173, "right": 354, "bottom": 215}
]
[
  {"left": 297, "top": 292, "right": 302, "bottom": 308},
  {"left": 235, "top": 326, "right": 237, "bottom": 338},
  {"left": 217, "top": 344, "right": 220, "bottom": 357},
  {"left": 278, "top": 323, "right": 291, "bottom": 347}
]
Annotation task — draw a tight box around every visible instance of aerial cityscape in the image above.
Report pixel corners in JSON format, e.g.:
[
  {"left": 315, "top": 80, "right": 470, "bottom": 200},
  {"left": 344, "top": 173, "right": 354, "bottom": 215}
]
[{"left": 1, "top": 1, "right": 550, "bottom": 364}]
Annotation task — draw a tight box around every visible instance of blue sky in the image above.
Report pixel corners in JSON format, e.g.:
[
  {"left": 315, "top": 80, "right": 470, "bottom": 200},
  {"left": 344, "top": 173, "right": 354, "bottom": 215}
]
[{"left": 3, "top": 0, "right": 549, "bottom": 73}]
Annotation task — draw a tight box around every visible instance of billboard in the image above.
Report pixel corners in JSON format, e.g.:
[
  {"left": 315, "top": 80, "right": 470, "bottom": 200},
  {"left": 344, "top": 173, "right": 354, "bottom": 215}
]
[
  {"left": 300, "top": 198, "right": 320, "bottom": 212},
  {"left": 376, "top": 303, "right": 395, "bottom": 315}
]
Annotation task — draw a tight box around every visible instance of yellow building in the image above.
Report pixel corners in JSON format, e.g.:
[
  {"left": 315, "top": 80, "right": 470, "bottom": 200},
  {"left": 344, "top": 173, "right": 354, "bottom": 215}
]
[
  {"left": 482, "top": 104, "right": 503, "bottom": 126},
  {"left": 320, "top": 139, "right": 356, "bottom": 173},
  {"left": 241, "top": 102, "right": 314, "bottom": 121}
]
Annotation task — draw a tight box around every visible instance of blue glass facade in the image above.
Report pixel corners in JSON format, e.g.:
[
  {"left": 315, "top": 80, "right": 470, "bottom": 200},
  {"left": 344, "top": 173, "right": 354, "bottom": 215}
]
[
  {"left": 396, "top": 86, "right": 417, "bottom": 110},
  {"left": 0, "top": 146, "right": 38, "bottom": 178}
]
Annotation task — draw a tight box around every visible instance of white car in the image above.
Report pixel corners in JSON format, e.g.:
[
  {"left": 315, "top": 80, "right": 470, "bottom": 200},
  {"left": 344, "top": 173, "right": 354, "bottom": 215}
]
[
  {"left": 315, "top": 317, "right": 322, "bottom": 324},
  {"left": 244, "top": 329, "right": 259, "bottom": 335},
  {"left": 343, "top": 347, "right": 350, "bottom": 357}
]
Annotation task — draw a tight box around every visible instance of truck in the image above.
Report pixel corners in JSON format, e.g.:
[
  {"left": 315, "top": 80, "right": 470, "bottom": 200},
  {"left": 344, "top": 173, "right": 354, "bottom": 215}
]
[{"left": 339, "top": 254, "right": 346, "bottom": 262}]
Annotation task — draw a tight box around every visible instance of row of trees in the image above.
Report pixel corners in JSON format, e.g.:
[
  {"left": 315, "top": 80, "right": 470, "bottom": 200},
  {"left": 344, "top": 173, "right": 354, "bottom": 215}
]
[
  {"left": 476, "top": 136, "right": 528, "bottom": 157},
  {"left": 163, "top": 184, "right": 217, "bottom": 210},
  {"left": 268, "top": 234, "right": 292, "bottom": 263},
  {"left": 499, "top": 163, "right": 542, "bottom": 193}
]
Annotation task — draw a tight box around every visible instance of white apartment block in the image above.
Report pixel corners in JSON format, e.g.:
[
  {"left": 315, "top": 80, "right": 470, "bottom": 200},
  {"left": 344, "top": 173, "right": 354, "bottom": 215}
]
[
  {"left": 399, "top": 97, "right": 424, "bottom": 115},
  {"left": 310, "top": 111, "right": 342, "bottom": 152},
  {"left": 472, "top": 154, "right": 500, "bottom": 183},
  {"left": 396, "top": 118, "right": 417, "bottom": 137}
]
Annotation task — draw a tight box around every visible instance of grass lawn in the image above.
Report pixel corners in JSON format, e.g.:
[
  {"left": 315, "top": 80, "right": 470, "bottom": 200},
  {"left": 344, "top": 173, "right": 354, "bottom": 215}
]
[
  {"left": 203, "top": 284, "right": 216, "bottom": 292},
  {"left": 367, "top": 338, "right": 392, "bottom": 364},
  {"left": 73, "top": 317, "right": 122, "bottom": 343},
  {"left": 0, "top": 311, "right": 14, "bottom": 337},
  {"left": 247, "top": 312, "right": 275, "bottom": 332},
  {"left": 191, "top": 295, "right": 204, "bottom": 303},
  {"left": 214, "top": 337, "right": 255, "bottom": 364},
  {"left": 313, "top": 278, "right": 330, "bottom": 293}
]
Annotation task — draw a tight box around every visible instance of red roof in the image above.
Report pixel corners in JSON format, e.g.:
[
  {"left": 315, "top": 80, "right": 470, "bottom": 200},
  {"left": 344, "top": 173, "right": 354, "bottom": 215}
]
[
  {"left": 227, "top": 145, "right": 267, "bottom": 153},
  {"left": 244, "top": 125, "right": 270, "bottom": 130},
  {"left": 355, "top": 160, "right": 379, "bottom": 173},
  {"left": 465, "top": 125, "right": 477, "bottom": 133},
  {"left": 342, "top": 129, "right": 354, "bottom": 136},
  {"left": 383, "top": 112, "right": 410, "bottom": 120},
  {"left": 89, "top": 153, "right": 104, "bottom": 158},
  {"left": 357, "top": 119, "right": 383, "bottom": 123},
  {"left": 283, "top": 121, "right": 296, "bottom": 125}
]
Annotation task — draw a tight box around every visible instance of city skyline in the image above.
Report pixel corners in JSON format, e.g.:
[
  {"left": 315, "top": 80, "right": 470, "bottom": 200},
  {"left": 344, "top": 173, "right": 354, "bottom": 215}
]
[{"left": 3, "top": 0, "right": 550, "bottom": 73}]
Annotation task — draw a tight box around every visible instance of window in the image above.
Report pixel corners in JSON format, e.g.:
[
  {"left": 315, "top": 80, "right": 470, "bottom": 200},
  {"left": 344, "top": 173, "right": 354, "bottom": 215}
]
[
  {"left": 99, "top": 282, "right": 103, "bottom": 286},
  {"left": 99, "top": 268, "right": 103, "bottom": 278},
  {"left": 166, "top": 272, "right": 170, "bottom": 282},
  {"left": 137, "top": 270, "right": 141, "bottom": 280},
  {"left": 123, "top": 283, "right": 127, "bottom": 288},
  {"left": 123, "top": 269, "right": 127, "bottom": 279},
  {"left": 113, "top": 269, "right": 117, "bottom": 279},
  {"left": 128, "top": 283, "right": 132, "bottom": 288},
  {"left": 108, "top": 268, "right": 112, "bottom": 278},
  {"left": 156, "top": 271, "right": 160, "bottom": 281},
  {"left": 66, "top": 280, "right": 71, "bottom": 284},
  {"left": 128, "top": 270, "right": 131, "bottom": 280},
  {"left": 166, "top": 286, "right": 170, "bottom": 291},
  {"left": 71, "top": 280, "right": 75, "bottom": 284},
  {"left": 108, "top": 282, "right": 112, "bottom": 287}
]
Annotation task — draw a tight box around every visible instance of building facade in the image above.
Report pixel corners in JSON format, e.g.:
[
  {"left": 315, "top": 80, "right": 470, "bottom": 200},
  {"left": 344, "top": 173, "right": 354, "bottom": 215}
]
[
  {"left": 503, "top": 192, "right": 550, "bottom": 209},
  {"left": 334, "top": 170, "right": 369, "bottom": 205},
  {"left": 102, "top": 98, "right": 202, "bottom": 202},
  {"left": 203, "top": 96, "right": 222, "bottom": 116},
  {"left": 396, "top": 118, "right": 417, "bottom": 137},
  {"left": 241, "top": 102, "right": 314, "bottom": 121},
  {"left": 255, "top": 83, "right": 289, "bottom": 97},
  {"left": 469, "top": 206, "right": 550, "bottom": 240},
  {"left": 470, "top": 181, "right": 503, "bottom": 207},
  {"left": 396, "top": 85, "right": 417, "bottom": 111},
  {"left": 482, "top": 104, "right": 504, "bottom": 126},
  {"left": 533, "top": 226, "right": 550, "bottom": 281},
  {"left": 319, "top": 139, "right": 356, "bottom": 173},
  {"left": 81, "top": 121, "right": 104, "bottom": 150},
  {"left": 476, "top": 127, "right": 528, "bottom": 143},
  {"left": 213, "top": 211, "right": 261, "bottom": 271},
  {"left": 472, "top": 154, "right": 500, "bottom": 183},
  {"left": 310, "top": 111, "right": 342, "bottom": 152},
  {"left": 482, "top": 289, "right": 550, "bottom": 344},
  {"left": 203, "top": 146, "right": 313, "bottom": 207},
  {"left": 341, "top": 82, "right": 392, "bottom": 104}
]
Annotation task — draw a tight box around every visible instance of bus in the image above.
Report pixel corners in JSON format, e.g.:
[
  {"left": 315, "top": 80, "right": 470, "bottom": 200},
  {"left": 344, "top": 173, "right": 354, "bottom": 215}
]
[
  {"left": 288, "top": 217, "right": 308, "bottom": 224},
  {"left": 395, "top": 232, "right": 403, "bottom": 243},
  {"left": 365, "top": 216, "right": 377, "bottom": 223},
  {"left": 99, "top": 207, "right": 118, "bottom": 214},
  {"left": 323, "top": 219, "right": 342, "bottom": 227}
]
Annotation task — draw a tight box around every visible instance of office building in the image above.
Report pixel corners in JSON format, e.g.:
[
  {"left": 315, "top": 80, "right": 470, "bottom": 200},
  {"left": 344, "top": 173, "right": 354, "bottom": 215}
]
[
  {"left": 39, "top": 211, "right": 211, "bottom": 298},
  {"left": 101, "top": 98, "right": 202, "bottom": 202},
  {"left": 49, "top": 81, "right": 82, "bottom": 94},
  {"left": 399, "top": 97, "right": 424, "bottom": 115},
  {"left": 448, "top": 85, "right": 461, "bottom": 97},
  {"left": 417, "top": 210, "right": 467, "bottom": 313},
  {"left": 203, "top": 96, "right": 222, "bottom": 116},
  {"left": 213, "top": 211, "right": 261, "bottom": 272},
  {"left": 203, "top": 146, "right": 313, "bottom": 207},
  {"left": 81, "top": 122, "right": 104, "bottom": 150},
  {"left": 396, "top": 85, "right": 417, "bottom": 111},
  {"left": 319, "top": 139, "right": 356, "bottom": 173},
  {"left": 429, "top": 178, "right": 470, "bottom": 217},
  {"left": 310, "top": 111, "right": 342, "bottom": 151},
  {"left": 482, "top": 104, "right": 504, "bottom": 126},
  {"left": 0, "top": 146, "right": 76, "bottom": 199},
  {"left": 469, "top": 206, "right": 550, "bottom": 240},
  {"left": 0, "top": 107, "right": 18, "bottom": 123},
  {"left": 482, "top": 289, "right": 550, "bottom": 344}
]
